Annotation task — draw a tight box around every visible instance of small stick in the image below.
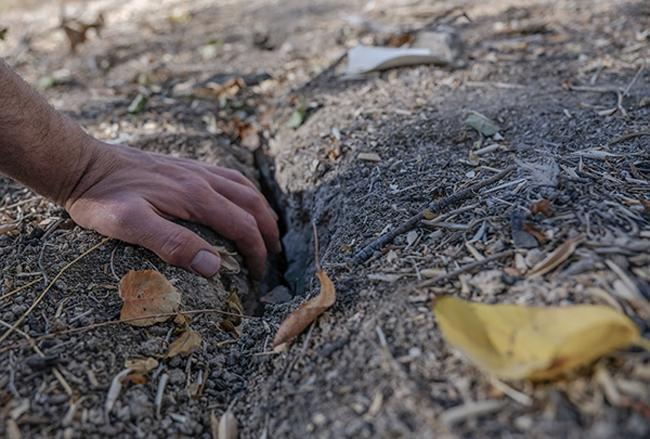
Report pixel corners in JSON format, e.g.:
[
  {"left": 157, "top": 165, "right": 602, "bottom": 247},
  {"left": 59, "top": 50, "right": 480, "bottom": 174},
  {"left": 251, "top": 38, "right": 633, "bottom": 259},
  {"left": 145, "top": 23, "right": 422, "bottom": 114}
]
[
  {"left": 416, "top": 250, "right": 514, "bottom": 288},
  {"left": 0, "top": 277, "right": 43, "bottom": 301},
  {"left": 351, "top": 166, "right": 515, "bottom": 265},
  {"left": 0, "top": 237, "right": 110, "bottom": 344},
  {"left": 608, "top": 130, "right": 650, "bottom": 146}
]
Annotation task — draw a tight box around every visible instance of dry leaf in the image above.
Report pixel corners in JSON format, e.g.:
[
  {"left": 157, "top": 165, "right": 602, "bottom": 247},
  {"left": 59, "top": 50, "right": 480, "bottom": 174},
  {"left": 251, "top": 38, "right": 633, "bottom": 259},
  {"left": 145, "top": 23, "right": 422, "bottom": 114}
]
[
  {"left": 386, "top": 31, "right": 415, "bottom": 47},
  {"left": 219, "top": 320, "right": 240, "bottom": 339},
  {"left": 272, "top": 269, "right": 336, "bottom": 350},
  {"left": 0, "top": 223, "right": 18, "bottom": 235},
  {"left": 125, "top": 357, "right": 159, "bottom": 373},
  {"left": 528, "top": 236, "right": 583, "bottom": 278},
  {"left": 218, "top": 410, "right": 238, "bottom": 439},
  {"left": 174, "top": 313, "right": 191, "bottom": 326},
  {"left": 215, "top": 246, "right": 241, "bottom": 274},
  {"left": 523, "top": 222, "right": 548, "bottom": 244},
  {"left": 434, "top": 296, "right": 641, "bottom": 380},
  {"left": 124, "top": 373, "right": 147, "bottom": 385},
  {"left": 238, "top": 123, "right": 260, "bottom": 151},
  {"left": 119, "top": 270, "right": 181, "bottom": 326},
  {"left": 166, "top": 329, "right": 202, "bottom": 358},
  {"left": 531, "top": 199, "right": 554, "bottom": 217},
  {"left": 465, "top": 111, "right": 500, "bottom": 137}
]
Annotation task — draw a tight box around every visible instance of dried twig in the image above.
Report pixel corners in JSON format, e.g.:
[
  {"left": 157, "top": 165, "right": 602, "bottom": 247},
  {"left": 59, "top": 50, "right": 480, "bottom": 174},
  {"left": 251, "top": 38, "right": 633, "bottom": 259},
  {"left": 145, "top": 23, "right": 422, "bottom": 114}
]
[
  {"left": 351, "top": 166, "right": 515, "bottom": 265},
  {"left": 416, "top": 250, "right": 515, "bottom": 288},
  {"left": 0, "top": 277, "right": 43, "bottom": 301},
  {"left": 0, "top": 237, "right": 110, "bottom": 344},
  {"left": 608, "top": 131, "right": 650, "bottom": 146}
]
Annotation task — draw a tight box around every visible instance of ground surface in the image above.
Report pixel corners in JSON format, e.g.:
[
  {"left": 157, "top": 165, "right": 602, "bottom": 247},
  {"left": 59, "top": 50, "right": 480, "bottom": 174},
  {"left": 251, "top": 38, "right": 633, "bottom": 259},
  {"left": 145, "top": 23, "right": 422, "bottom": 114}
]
[{"left": 1, "top": 0, "right": 649, "bottom": 437}]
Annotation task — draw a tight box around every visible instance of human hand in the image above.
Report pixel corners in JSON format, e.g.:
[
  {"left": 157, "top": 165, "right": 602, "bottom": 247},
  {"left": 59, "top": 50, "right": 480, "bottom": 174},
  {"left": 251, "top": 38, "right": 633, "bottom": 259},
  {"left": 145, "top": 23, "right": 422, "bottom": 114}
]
[{"left": 64, "top": 141, "right": 281, "bottom": 279}]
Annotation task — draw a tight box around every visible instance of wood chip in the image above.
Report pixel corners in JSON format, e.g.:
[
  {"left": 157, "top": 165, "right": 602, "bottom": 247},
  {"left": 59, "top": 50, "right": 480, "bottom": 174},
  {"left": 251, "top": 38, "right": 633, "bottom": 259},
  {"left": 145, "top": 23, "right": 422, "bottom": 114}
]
[{"left": 358, "top": 152, "right": 382, "bottom": 163}]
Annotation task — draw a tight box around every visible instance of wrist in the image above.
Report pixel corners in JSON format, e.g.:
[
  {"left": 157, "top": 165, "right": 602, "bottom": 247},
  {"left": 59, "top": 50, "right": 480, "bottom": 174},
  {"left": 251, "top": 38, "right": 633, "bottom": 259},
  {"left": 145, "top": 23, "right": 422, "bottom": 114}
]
[{"left": 59, "top": 137, "right": 116, "bottom": 208}]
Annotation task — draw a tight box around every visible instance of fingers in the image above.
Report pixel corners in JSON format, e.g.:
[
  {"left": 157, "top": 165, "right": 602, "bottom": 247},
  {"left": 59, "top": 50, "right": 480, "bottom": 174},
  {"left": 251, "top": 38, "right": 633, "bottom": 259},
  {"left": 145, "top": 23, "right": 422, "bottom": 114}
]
[
  {"left": 205, "top": 166, "right": 280, "bottom": 222},
  {"left": 191, "top": 192, "right": 269, "bottom": 279},
  {"left": 114, "top": 205, "right": 222, "bottom": 277},
  {"left": 205, "top": 174, "right": 282, "bottom": 253}
]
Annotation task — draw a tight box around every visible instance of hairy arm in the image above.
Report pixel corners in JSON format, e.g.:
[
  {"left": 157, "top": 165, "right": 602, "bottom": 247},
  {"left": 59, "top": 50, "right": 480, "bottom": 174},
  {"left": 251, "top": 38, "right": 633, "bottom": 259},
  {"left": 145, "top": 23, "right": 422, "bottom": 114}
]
[
  {"left": 0, "top": 59, "right": 97, "bottom": 204},
  {"left": 0, "top": 59, "right": 280, "bottom": 278}
]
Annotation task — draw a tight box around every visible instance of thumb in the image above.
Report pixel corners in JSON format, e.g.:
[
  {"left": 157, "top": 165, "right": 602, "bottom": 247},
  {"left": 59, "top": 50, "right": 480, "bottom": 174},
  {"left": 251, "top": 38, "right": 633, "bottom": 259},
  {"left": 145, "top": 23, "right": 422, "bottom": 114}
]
[{"left": 136, "top": 212, "right": 222, "bottom": 277}]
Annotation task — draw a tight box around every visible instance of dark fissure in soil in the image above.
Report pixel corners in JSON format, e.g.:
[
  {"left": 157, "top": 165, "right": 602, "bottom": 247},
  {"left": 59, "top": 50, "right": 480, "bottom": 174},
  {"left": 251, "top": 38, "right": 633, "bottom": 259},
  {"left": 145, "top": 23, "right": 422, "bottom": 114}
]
[{"left": 254, "top": 148, "right": 313, "bottom": 307}]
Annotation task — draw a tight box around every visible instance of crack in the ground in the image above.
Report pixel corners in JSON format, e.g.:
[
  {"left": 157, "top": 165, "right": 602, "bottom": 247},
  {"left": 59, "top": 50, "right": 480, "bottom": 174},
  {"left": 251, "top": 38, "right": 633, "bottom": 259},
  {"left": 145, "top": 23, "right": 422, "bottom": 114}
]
[{"left": 253, "top": 148, "right": 313, "bottom": 307}]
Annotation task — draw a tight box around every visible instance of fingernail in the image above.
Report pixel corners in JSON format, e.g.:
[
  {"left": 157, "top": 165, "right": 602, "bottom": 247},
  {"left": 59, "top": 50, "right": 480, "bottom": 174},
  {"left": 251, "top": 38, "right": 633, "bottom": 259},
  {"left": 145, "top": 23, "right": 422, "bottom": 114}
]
[{"left": 191, "top": 250, "right": 220, "bottom": 277}]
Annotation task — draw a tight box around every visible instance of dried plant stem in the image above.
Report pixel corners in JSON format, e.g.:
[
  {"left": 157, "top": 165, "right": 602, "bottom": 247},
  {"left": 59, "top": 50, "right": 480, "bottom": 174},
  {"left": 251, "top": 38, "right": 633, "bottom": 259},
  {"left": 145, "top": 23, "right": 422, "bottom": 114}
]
[
  {"left": 0, "top": 237, "right": 110, "bottom": 344},
  {"left": 351, "top": 166, "right": 515, "bottom": 265},
  {"left": 608, "top": 131, "right": 650, "bottom": 146},
  {"left": 0, "top": 277, "right": 43, "bottom": 301},
  {"left": 416, "top": 250, "right": 514, "bottom": 288}
]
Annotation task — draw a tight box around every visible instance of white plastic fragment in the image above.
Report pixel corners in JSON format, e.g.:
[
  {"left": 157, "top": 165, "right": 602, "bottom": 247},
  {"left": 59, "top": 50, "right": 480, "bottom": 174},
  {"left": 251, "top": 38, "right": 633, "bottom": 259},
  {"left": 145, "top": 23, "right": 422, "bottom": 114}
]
[
  {"left": 346, "top": 29, "right": 462, "bottom": 75},
  {"left": 105, "top": 368, "right": 131, "bottom": 418}
]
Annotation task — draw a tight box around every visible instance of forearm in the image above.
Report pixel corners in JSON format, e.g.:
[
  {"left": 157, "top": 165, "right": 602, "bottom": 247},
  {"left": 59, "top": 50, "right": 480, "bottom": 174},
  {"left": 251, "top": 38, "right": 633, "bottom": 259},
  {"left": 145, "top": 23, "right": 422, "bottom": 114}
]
[{"left": 0, "top": 58, "right": 98, "bottom": 204}]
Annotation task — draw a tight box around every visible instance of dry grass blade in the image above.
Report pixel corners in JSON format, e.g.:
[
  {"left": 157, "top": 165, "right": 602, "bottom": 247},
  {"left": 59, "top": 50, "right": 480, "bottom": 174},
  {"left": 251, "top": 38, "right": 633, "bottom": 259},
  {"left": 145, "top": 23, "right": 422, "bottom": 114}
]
[
  {"left": 272, "top": 222, "right": 336, "bottom": 350},
  {"left": 528, "top": 235, "right": 583, "bottom": 278}
]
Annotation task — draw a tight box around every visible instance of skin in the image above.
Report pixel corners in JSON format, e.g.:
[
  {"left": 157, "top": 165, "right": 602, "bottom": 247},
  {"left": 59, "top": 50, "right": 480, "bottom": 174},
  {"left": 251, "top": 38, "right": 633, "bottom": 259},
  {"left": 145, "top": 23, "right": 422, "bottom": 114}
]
[{"left": 0, "top": 59, "right": 281, "bottom": 279}]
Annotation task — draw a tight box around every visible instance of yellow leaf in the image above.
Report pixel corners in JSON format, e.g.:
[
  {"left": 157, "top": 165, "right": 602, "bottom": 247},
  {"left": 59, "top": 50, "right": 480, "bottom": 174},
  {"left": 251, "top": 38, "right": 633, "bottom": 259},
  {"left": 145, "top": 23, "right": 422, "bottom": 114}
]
[
  {"left": 272, "top": 269, "right": 335, "bottom": 350},
  {"left": 433, "top": 296, "right": 640, "bottom": 380},
  {"left": 119, "top": 270, "right": 181, "bottom": 326},
  {"left": 166, "top": 329, "right": 202, "bottom": 358}
]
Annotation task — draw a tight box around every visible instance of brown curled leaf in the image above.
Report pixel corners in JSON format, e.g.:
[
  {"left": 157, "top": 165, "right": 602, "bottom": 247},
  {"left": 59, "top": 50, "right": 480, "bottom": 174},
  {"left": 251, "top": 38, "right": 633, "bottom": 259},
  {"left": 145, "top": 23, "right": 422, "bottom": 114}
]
[{"left": 272, "top": 269, "right": 336, "bottom": 350}]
